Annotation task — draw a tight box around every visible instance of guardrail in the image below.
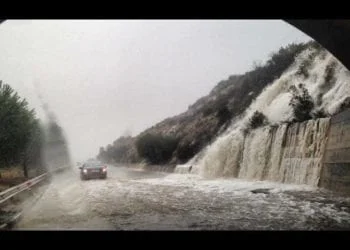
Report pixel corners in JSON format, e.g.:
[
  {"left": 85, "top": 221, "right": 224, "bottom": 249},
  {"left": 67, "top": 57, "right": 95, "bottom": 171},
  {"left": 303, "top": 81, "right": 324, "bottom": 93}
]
[
  {"left": 0, "top": 166, "right": 69, "bottom": 205},
  {"left": 0, "top": 166, "right": 69, "bottom": 229},
  {"left": 0, "top": 173, "right": 47, "bottom": 205},
  {"left": 0, "top": 211, "right": 22, "bottom": 229}
]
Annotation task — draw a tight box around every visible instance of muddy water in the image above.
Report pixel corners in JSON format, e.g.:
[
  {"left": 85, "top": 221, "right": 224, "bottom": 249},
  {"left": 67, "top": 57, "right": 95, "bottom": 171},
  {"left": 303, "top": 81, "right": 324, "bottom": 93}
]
[{"left": 16, "top": 166, "right": 350, "bottom": 230}]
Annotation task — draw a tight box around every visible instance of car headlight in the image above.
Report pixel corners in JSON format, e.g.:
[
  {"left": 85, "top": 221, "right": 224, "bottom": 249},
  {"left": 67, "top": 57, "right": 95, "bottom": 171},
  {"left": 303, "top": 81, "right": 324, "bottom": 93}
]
[
  {"left": 102, "top": 167, "right": 107, "bottom": 172},
  {"left": 83, "top": 169, "right": 87, "bottom": 173}
]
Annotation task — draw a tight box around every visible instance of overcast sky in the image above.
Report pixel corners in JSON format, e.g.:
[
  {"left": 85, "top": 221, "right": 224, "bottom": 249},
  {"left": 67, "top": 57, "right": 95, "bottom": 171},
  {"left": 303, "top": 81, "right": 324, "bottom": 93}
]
[{"left": 0, "top": 20, "right": 311, "bottom": 162}]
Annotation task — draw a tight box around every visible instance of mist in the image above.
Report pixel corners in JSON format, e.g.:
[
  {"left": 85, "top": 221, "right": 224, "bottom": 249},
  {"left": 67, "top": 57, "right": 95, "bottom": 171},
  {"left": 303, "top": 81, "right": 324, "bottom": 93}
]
[{"left": 0, "top": 20, "right": 311, "bottom": 162}]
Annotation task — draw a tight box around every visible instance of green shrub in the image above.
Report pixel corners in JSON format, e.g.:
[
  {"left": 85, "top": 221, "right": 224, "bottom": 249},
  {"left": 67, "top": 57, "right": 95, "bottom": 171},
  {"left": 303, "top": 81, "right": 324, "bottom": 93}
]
[
  {"left": 202, "top": 105, "right": 215, "bottom": 116},
  {"left": 289, "top": 83, "right": 314, "bottom": 122},
  {"left": 176, "top": 141, "right": 199, "bottom": 163},
  {"left": 216, "top": 106, "right": 232, "bottom": 126},
  {"left": 247, "top": 111, "right": 268, "bottom": 130},
  {"left": 136, "top": 133, "right": 178, "bottom": 164}
]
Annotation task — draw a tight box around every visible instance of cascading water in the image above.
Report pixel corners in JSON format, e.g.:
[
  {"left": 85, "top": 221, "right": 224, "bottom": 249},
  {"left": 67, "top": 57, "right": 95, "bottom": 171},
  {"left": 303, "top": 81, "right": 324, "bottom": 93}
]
[
  {"left": 185, "top": 44, "right": 350, "bottom": 187},
  {"left": 236, "top": 118, "right": 330, "bottom": 186}
]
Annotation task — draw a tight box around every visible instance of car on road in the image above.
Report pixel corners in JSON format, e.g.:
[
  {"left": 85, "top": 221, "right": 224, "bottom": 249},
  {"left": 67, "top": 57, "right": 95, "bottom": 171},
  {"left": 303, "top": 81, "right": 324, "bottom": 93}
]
[{"left": 79, "top": 161, "right": 107, "bottom": 180}]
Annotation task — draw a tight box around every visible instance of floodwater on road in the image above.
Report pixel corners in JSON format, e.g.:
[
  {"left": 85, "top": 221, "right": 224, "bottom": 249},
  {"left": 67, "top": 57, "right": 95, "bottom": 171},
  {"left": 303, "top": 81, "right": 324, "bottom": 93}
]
[{"left": 15, "top": 165, "right": 350, "bottom": 230}]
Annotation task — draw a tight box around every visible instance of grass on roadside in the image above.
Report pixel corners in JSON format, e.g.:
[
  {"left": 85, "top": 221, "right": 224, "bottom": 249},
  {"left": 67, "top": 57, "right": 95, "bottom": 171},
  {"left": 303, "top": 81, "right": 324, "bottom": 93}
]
[{"left": 0, "top": 166, "right": 25, "bottom": 192}]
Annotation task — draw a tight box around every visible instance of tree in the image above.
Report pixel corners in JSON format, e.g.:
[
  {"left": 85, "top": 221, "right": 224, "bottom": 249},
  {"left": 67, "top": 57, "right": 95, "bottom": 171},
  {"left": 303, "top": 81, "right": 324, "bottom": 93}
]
[
  {"left": 136, "top": 133, "right": 178, "bottom": 164},
  {"left": 0, "top": 81, "right": 37, "bottom": 166},
  {"left": 0, "top": 81, "right": 47, "bottom": 178},
  {"left": 176, "top": 140, "right": 201, "bottom": 163},
  {"left": 289, "top": 83, "right": 314, "bottom": 122}
]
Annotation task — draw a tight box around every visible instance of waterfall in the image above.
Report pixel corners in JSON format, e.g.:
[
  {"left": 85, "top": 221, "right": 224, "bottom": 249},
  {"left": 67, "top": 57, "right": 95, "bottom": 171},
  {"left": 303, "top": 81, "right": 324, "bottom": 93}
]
[
  {"left": 178, "top": 44, "right": 350, "bottom": 187},
  {"left": 235, "top": 118, "right": 330, "bottom": 186}
]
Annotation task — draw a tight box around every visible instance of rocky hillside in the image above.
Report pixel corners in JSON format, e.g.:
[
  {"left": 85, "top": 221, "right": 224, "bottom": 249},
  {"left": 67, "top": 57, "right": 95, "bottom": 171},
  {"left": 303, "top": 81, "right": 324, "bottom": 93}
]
[{"left": 97, "top": 41, "right": 319, "bottom": 166}]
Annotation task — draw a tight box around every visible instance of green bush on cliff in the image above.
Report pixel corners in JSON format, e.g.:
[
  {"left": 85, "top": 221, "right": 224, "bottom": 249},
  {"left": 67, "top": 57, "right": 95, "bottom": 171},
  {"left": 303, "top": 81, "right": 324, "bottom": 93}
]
[
  {"left": 216, "top": 105, "right": 232, "bottom": 126},
  {"left": 136, "top": 133, "right": 178, "bottom": 164},
  {"left": 177, "top": 142, "right": 199, "bottom": 164},
  {"left": 248, "top": 111, "right": 268, "bottom": 130},
  {"left": 289, "top": 83, "right": 314, "bottom": 122}
]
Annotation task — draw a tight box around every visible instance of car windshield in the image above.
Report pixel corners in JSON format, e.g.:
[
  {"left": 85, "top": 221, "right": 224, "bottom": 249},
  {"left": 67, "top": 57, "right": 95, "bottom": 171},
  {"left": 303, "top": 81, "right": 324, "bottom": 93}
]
[
  {"left": 85, "top": 162, "right": 103, "bottom": 168},
  {"left": 2, "top": 20, "right": 350, "bottom": 232}
]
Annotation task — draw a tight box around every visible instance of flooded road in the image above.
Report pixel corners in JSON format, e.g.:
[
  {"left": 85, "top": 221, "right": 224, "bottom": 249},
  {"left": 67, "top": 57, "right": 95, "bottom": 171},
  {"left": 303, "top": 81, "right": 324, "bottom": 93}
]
[{"left": 16, "top": 166, "right": 350, "bottom": 230}]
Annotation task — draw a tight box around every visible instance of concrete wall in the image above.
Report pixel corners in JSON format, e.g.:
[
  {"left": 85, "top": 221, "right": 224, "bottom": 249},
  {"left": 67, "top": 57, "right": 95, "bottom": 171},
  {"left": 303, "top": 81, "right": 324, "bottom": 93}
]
[{"left": 320, "top": 108, "right": 350, "bottom": 194}]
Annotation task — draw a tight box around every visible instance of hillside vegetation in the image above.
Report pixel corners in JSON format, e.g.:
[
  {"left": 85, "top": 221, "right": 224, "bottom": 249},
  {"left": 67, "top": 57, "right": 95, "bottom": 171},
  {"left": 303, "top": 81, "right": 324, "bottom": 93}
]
[{"left": 97, "top": 41, "right": 325, "bottom": 166}]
